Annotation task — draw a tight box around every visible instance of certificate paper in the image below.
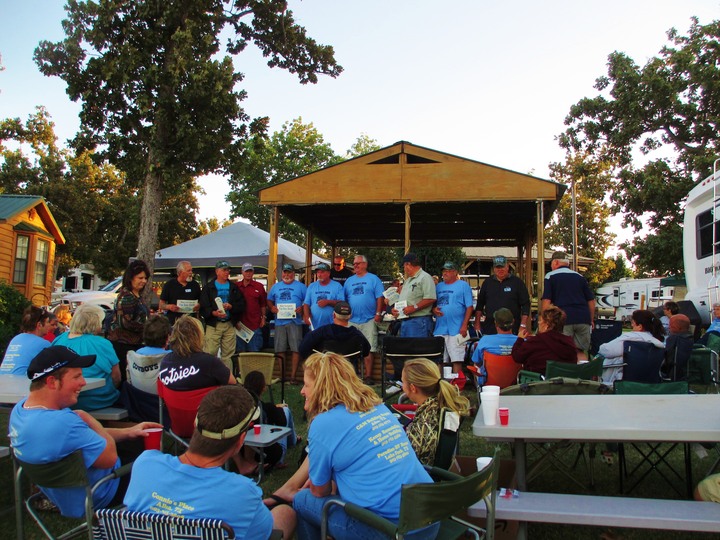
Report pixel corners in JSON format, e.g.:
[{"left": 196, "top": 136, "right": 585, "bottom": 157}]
[
  {"left": 176, "top": 299, "right": 196, "bottom": 313},
  {"left": 235, "top": 322, "right": 254, "bottom": 343},
  {"left": 383, "top": 287, "right": 400, "bottom": 306},
  {"left": 395, "top": 300, "right": 409, "bottom": 319},
  {"left": 277, "top": 303, "right": 297, "bottom": 320}
]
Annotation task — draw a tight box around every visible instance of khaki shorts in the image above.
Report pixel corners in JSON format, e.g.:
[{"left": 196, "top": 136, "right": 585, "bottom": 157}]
[
  {"left": 349, "top": 320, "right": 378, "bottom": 353},
  {"left": 697, "top": 473, "right": 720, "bottom": 502},
  {"left": 441, "top": 335, "right": 466, "bottom": 363},
  {"left": 562, "top": 323, "right": 591, "bottom": 351}
]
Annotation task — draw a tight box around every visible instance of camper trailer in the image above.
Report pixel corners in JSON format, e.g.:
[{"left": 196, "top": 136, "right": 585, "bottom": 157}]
[
  {"left": 595, "top": 277, "right": 675, "bottom": 322},
  {"left": 683, "top": 170, "right": 720, "bottom": 326}
]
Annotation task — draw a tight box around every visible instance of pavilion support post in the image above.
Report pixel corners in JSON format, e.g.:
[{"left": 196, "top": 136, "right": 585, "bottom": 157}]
[
  {"left": 524, "top": 232, "right": 533, "bottom": 295},
  {"left": 404, "top": 202, "right": 411, "bottom": 254},
  {"left": 516, "top": 245, "right": 524, "bottom": 282},
  {"left": 268, "top": 206, "right": 279, "bottom": 287},
  {"left": 305, "top": 231, "right": 314, "bottom": 285},
  {"left": 536, "top": 200, "right": 545, "bottom": 306}
]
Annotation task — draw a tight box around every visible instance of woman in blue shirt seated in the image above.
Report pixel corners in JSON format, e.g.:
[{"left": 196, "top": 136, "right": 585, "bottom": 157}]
[
  {"left": 53, "top": 304, "right": 121, "bottom": 410},
  {"left": 290, "top": 352, "right": 439, "bottom": 540},
  {"left": 0, "top": 305, "right": 52, "bottom": 375}
]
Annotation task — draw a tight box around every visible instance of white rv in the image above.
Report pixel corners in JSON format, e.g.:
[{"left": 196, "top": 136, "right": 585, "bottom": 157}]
[
  {"left": 683, "top": 170, "right": 720, "bottom": 326},
  {"left": 595, "top": 277, "right": 674, "bottom": 322}
]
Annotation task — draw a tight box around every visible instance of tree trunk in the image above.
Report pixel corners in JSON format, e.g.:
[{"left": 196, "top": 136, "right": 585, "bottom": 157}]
[{"left": 137, "top": 147, "right": 163, "bottom": 282}]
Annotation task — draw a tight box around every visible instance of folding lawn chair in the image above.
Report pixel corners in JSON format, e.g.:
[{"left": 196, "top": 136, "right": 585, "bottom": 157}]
[
  {"left": 613, "top": 380, "right": 691, "bottom": 497},
  {"left": 482, "top": 352, "right": 521, "bottom": 390},
  {"left": 622, "top": 341, "right": 664, "bottom": 383},
  {"left": 501, "top": 377, "right": 612, "bottom": 489},
  {"left": 545, "top": 356, "right": 603, "bottom": 381},
  {"left": 589, "top": 319, "right": 623, "bottom": 357},
  {"left": 320, "top": 459, "right": 498, "bottom": 540},
  {"left": 315, "top": 335, "right": 366, "bottom": 377},
  {"left": 157, "top": 382, "right": 220, "bottom": 450},
  {"left": 381, "top": 336, "right": 445, "bottom": 400},
  {"left": 14, "top": 449, "right": 131, "bottom": 540},
  {"left": 93, "top": 508, "right": 238, "bottom": 539},
  {"left": 232, "top": 352, "right": 283, "bottom": 403}
]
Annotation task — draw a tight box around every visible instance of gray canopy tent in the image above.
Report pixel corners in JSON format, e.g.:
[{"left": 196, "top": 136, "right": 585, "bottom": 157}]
[{"left": 154, "top": 221, "right": 327, "bottom": 283}]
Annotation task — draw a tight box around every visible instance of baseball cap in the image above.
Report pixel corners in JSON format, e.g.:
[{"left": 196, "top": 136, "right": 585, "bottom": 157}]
[
  {"left": 442, "top": 261, "right": 457, "bottom": 270},
  {"left": 27, "top": 346, "right": 96, "bottom": 380},
  {"left": 242, "top": 263, "right": 254, "bottom": 272},
  {"left": 215, "top": 260, "right": 231, "bottom": 270},
  {"left": 316, "top": 263, "right": 330, "bottom": 271},
  {"left": 551, "top": 251, "right": 569, "bottom": 261},
  {"left": 493, "top": 308, "right": 514, "bottom": 330},
  {"left": 282, "top": 263, "right": 295, "bottom": 272},
  {"left": 492, "top": 255, "right": 507, "bottom": 267},
  {"left": 334, "top": 301, "right": 352, "bottom": 317},
  {"left": 402, "top": 252, "right": 420, "bottom": 265}
]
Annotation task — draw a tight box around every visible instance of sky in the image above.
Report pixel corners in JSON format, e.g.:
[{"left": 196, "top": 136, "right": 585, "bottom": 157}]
[{"left": 1, "top": 0, "right": 719, "bottom": 249}]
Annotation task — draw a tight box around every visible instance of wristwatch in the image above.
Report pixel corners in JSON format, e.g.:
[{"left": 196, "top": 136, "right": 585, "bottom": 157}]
[{"left": 413, "top": 304, "right": 419, "bottom": 310}]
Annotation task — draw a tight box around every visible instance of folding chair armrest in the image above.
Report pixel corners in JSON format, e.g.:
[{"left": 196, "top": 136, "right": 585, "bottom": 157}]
[
  {"left": 423, "top": 464, "right": 463, "bottom": 482},
  {"left": 91, "top": 461, "right": 133, "bottom": 497},
  {"left": 269, "top": 529, "right": 283, "bottom": 540},
  {"left": 342, "top": 501, "right": 397, "bottom": 536}
]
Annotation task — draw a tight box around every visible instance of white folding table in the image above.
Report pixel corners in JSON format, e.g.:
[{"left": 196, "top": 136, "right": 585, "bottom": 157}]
[{"left": 0, "top": 374, "right": 104, "bottom": 405}]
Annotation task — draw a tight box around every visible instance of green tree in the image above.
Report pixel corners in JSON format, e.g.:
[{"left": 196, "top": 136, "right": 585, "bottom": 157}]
[
  {"left": 605, "top": 254, "right": 634, "bottom": 283},
  {"left": 227, "top": 117, "right": 342, "bottom": 245},
  {"left": 545, "top": 153, "right": 616, "bottom": 288},
  {"left": 197, "top": 217, "right": 234, "bottom": 237},
  {"left": 0, "top": 108, "right": 198, "bottom": 279},
  {"left": 35, "top": 1, "right": 341, "bottom": 274},
  {"left": 559, "top": 17, "right": 720, "bottom": 275},
  {"left": 0, "top": 280, "right": 31, "bottom": 358}
]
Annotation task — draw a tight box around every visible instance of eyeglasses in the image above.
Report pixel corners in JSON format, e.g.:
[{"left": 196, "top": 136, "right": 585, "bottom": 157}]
[{"left": 333, "top": 263, "right": 342, "bottom": 267}]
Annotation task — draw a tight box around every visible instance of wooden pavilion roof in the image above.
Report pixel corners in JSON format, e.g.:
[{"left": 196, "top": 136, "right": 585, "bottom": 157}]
[{"left": 258, "top": 141, "right": 566, "bottom": 248}]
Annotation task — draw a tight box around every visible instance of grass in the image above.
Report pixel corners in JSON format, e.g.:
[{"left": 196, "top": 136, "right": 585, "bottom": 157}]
[{"left": 2, "top": 382, "right": 719, "bottom": 540}]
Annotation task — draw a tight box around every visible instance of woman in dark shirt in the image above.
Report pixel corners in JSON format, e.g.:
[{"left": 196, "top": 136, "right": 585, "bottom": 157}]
[
  {"left": 158, "top": 316, "right": 236, "bottom": 390},
  {"left": 511, "top": 305, "right": 577, "bottom": 375}
]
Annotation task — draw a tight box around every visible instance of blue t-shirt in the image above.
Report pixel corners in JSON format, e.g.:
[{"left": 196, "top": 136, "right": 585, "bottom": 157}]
[
  {"left": 0, "top": 333, "right": 51, "bottom": 375},
  {"left": 343, "top": 273, "right": 385, "bottom": 324},
  {"left": 215, "top": 280, "right": 231, "bottom": 321},
  {"left": 124, "top": 451, "right": 273, "bottom": 539},
  {"left": 434, "top": 280, "right": 474, "bottom": 336},
  {"left": 268, "top": 280, "right": 307, "bottom": 326},
  {"left": 304, "top": 279, "right": 344, "bottom": 329},
  {"left": 542, "top": 267, "right": 594, "bottom": 325},
  {"left": 9, "top": 400, "right": 119, "bottom": 518},
  {"left": 308, "top": 403, "right": 432, "bottom": 520},
  {"left": 52, "top": 333, "right": 120, "bottom": 411},
  {"left": 471, "top": 333, "right": 518, "bottom": 363}
]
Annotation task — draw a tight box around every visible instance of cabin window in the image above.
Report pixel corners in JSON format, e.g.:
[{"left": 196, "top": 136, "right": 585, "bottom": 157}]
[
  {"left": 13, "top": 235, "right": 30, "bottom": 283},
  {"left": 697, "top": 208, "right": 720, "bottom": 259},
  {"left": 34, "top": 238, "right": 49, "bottom": 286}
]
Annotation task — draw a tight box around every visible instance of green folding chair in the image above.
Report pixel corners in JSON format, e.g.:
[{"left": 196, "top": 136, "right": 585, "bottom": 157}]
[
  {"left": 613, "top": 380, "right": 691, "bottom": 497},
  {"left": 13, "top": 449, "right": 131, "bottom": 540},
  {"left": 687, "top": 347, "right": 719, "bottom": 393},
  {"left": 320, "top": 459, "right": 498, "bottom": 540},
  {"left": 545, "top": 356, "right": 604, "bottom": 381}
]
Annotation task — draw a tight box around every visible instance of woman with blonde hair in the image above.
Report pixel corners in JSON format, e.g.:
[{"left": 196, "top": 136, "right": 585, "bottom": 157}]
[
  {"left": 52, "top": 304, "right": 121, "bottom": 410},
  {"left": 158, "top": 316, "right": 235, "bottom": 390},
  {"left": 291, "top": 352, "right": 438, "bottom": 540},
  {"left": 401, "top": 358, "right": 470, "bottom": 465}
]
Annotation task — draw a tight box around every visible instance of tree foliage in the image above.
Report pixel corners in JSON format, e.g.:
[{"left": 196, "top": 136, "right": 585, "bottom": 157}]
[
  {"left": 34, "top": 0, "right": 342, "bottom": 272},
  {"left": 0, "top": 280, "right": 31, "bottom": 358},
  {"left": 605, "top": 254, "right": 634, "bottom": 283},
  {"left": 0, "top": 108, "right": 197, "bottom": 279},
  {"left": 559, "top": 17, "right": 720, "bottom": 275},
  {"left": 545, "top": 152, "right": 616, "bottom": 288},
  {"left": 226, "top": 117, "right": 341, "bottom": 245}
]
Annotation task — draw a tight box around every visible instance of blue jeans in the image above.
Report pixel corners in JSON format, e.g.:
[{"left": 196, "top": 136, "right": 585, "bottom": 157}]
[
  {"left": 399, "top": 316, "right": 433, "bottom": 338},
  {"left": 235, "top": 328, "right": 263, "bottom": 353},
  {"left": 294, "top": 490, "right": 440, "bottom": 540}
]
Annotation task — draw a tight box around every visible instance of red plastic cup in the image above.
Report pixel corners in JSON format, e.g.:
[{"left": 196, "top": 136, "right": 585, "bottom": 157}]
[
  {"left": 498, "top": 408, "right": 509, "bottom": 426},
  {"left": 253, "top": 424, "right": 262, "bottom": 435},
  {"left": 143, "top": 428, "right": 163, "bottom": 450}
]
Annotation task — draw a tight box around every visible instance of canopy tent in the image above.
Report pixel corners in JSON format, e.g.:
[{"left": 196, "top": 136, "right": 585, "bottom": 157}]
[{"left": 154, "top": 221, "right": 327, "bottom": 282}]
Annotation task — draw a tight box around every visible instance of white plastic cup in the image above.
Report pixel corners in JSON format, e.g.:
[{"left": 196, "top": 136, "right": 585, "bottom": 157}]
[
  {"left": 481, "top": 385, "right": 500, "bottom": 395},
  {"left": 481, "top": 394, "right": 500, "bottom": 426},
  {"left": 443, "top": 366, "right": 453, "bottom": 378},
  {"left": 476, "top": 456, "right": 492, "bottom": 471}
]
